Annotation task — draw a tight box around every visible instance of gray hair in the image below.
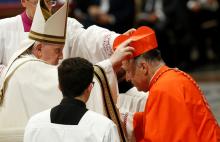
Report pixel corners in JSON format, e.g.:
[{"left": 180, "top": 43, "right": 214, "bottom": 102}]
[
  {"left": 133, "top": 49, "right": 165, "bottom": 68},
  {"left": 23, "top": 41, "right": 41, "bottom": 55}
]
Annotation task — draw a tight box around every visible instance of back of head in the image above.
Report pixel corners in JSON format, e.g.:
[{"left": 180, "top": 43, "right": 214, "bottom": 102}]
[
  {"left": 136, "top": 48, "right": 163, "bottom": 63},
  {"left": 58, "top": 57, "right": 94, "bottom": 98}
]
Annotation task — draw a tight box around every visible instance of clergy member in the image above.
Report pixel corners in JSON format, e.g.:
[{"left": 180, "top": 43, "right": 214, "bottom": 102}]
[
  {"left": 114, "top": 26, "right": 220, "bottom": 142},
  {"left": 24, "top": 57, "right": 120, "bottom": 142},
  {"left": 0, "top": 2, "right": 69, "bottom": 141}
]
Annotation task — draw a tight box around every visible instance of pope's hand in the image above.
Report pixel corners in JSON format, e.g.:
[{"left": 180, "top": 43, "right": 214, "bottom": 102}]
[
  {"left": 110, "top": 39, "right": 134, "bottom": 72},
  {"left": 123, "top": 28, "right": 136, "bottom": 36}
]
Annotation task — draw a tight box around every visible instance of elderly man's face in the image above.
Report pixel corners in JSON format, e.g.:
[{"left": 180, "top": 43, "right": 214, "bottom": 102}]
[
  {"left": 40, "top": 43, "right": 64, "bottom": 65},
  {"left": 122, "top": 59, "right": 149, "bottom": 92}
]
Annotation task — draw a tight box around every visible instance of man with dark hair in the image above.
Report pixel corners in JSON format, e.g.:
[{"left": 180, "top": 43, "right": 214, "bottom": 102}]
[
  {"left": 58, "top": 58, "right": 94, "bottom": 99},
  {"left": 114, "top": 26, "right": 220, "bottom": 142},
  {"left": 24, "top": 57, "right": 120, "bottom": 142}
]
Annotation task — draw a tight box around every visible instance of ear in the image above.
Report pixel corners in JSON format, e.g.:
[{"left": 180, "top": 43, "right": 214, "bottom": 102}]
[
  {"left": 140, "top": 60, "right": 149, "bottom": 75},
  {"left": 33, "top": 43, "right": 43, "bottom": 58},
  {"left": 87, "top": 83, "right": 93, "bottom": 94},
  {"left": 83, "top": 83, "right": 93, "bottom": 101}
]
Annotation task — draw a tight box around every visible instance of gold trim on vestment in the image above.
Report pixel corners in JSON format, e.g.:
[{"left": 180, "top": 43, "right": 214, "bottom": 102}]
[{"left": 94, "top": 65, "right": 126, "bottom": 142}]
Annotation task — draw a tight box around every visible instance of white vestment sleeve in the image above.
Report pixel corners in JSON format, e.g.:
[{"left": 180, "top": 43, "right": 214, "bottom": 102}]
[
  {"left": 117, "top": 88, "right": 149, "bottom": 141},
  {"left": 96, "top": 59, "right": 119, "bottom": 100},
  {"left": 67, "top": 18, "right": 119, "bottom": 64},
  {"left": 86, "top": 59, "right": 118, "bottom": 114}
]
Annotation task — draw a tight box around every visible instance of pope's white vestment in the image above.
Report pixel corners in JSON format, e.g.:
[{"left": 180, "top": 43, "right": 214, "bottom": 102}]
[{"left": 24, "top": 109, "right": 120, "bottom": 142}]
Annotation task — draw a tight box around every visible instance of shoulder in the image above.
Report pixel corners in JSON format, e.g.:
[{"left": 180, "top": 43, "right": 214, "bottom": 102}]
[
  {"left": 152, "top": 68, "right": 191, "bottom": 91},
  {"left": 86, "top": 111, "right": 111, "bottom": 121},
  {"left": 79, "top": 111, "right": 117, "bottom": 138},
  {"left": 149, "top": 69, "right": 197, "bottom": 102},
  {"left": 0, "top": 15, "right": 21, "bottom": 27},
  {"left": 83, "top": 111, "right": 116, "bottom": 128},
  {"left": 10, "top": 57, "right": 57, "bottom": 81},
  {"left": 17, "top": 58, "right": 56, "bottom": 72},
  {"left": 28, "top": 109, "right": 51, "bottom": 125}
]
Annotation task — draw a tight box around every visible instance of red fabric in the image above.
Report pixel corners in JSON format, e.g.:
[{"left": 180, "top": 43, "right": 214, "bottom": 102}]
[
  {"left": 134, "top": 65, "right": 220, "bottom": 142},
  {"left": 21, "top": 11, "right": 32, "bottom": 32},
  {"left": 133, "top": 112, "right": 144, "bottom": 142},
  {"left": 113, "top": 26, "right": 158, "bottom": 57}
]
